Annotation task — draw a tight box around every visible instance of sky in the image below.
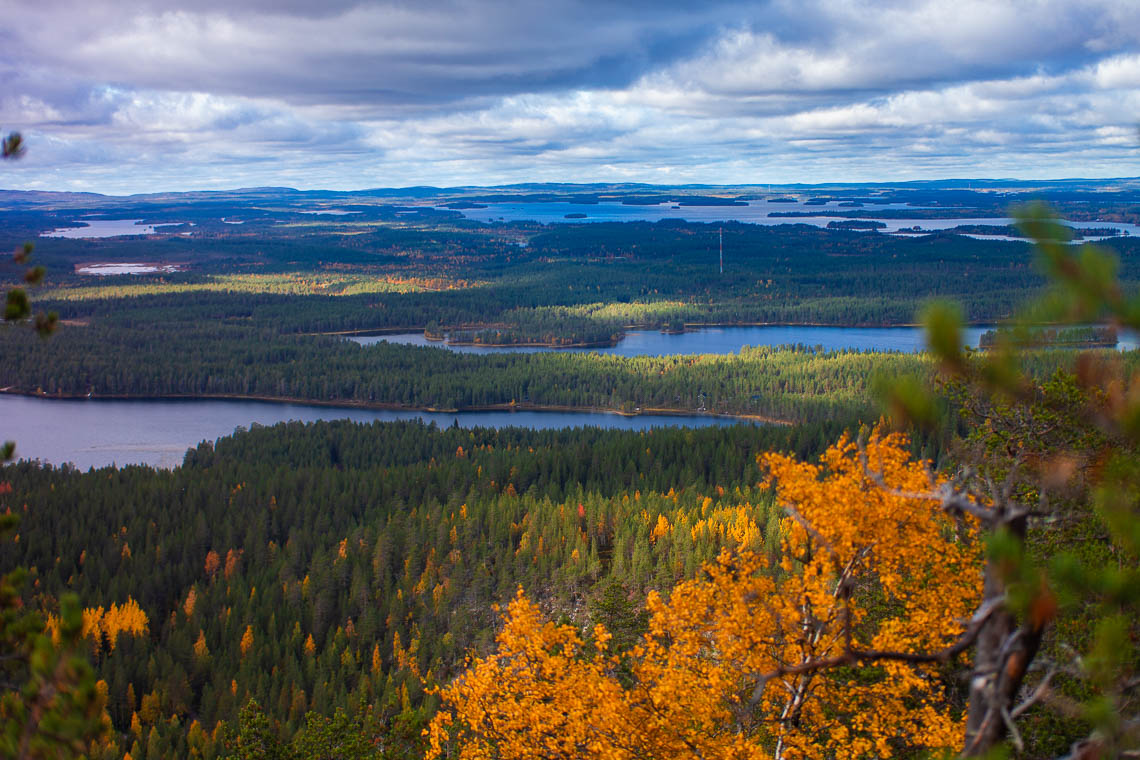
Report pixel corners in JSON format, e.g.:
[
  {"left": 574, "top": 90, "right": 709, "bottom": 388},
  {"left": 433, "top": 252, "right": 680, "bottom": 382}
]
[{"left": 2, "top": 0, "right": 1140, "bottom": 194}]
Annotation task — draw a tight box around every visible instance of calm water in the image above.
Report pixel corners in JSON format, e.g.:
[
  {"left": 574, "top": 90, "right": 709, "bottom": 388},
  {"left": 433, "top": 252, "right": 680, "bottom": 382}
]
[
  {"left": 75, "top": 263, "right": 185, "bottom": 275},
  {"left": 442, "top": 200, "right": 1140, "bottom": 239},
  {"left": 9, "top": 323, "right": 1135, "bottom": 469},
  {"left": 0, "top": 396, "right": 753, "bottom": 471},
  {"left": 351, "top": 325, "right": 996, "bottom": 355},
  {"left": 41, "top": 219, "right": 186, "bottom": 238}
]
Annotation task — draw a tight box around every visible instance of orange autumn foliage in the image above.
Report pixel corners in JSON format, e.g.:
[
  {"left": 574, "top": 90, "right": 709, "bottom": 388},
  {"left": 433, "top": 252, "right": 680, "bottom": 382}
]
[
  {"left": 427, "top": 592, "right": 627, "bottom": 760},
  {"left": 754, "top": 429, "right": 981, "bottom": 758},
  {"left": 240, "top": 625, "right": 254, "bottom": 657},
  {"left": 182, "top": 586, "right": 197, "bottom": 618},
  {"left": 193, "top": 629, "right": 209, "bottom": 659},
  {"left": 46, "top": 597, "right": 149, "bottom": 653},
  {"left": 428, "top": 430, "right": 982, "bottom": 760},
  {"left": 203, "top": 549, "right": 220, "bottom": 580},
  {"left": 223, "top": 548, "right": 242, "bottom": 581}
]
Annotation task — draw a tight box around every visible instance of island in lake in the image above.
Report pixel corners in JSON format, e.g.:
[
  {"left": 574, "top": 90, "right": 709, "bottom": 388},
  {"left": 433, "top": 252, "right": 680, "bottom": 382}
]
[{"left": 978, "top": 325, "right": 1118, "bottom": 348}]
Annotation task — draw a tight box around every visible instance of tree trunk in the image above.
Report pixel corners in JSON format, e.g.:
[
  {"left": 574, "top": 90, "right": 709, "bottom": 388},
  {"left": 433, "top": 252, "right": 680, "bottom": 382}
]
[{"left": 963, "top": 515, "right": 1045, "bottom": 756}]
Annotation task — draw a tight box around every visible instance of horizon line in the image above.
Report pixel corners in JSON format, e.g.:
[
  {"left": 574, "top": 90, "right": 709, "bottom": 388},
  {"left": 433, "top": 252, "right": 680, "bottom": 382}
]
[{"left": 4, "top": 176, "right": 1140, "bottom": 199}]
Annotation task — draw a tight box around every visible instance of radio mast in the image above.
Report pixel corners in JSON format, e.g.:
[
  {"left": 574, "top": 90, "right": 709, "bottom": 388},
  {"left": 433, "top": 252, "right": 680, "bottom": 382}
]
[{"left": 719, "top": 227, "right": 723, "bottom": 275}]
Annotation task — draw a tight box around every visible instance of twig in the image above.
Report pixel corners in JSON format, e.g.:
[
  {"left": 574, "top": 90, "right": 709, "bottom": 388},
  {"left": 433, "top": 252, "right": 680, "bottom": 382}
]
[
  {"left": 1011, "top": 667, "right": 1056, "bottom": 719},
  {"left": 1001, "top": 706, "right": 1024, "bottom": 752},
  {"left": 749, "top": 596, "right": 1004, "bottom": 707}
]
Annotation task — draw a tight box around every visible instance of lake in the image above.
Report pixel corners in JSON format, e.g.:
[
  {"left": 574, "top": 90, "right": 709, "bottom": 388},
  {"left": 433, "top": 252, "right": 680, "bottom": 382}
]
[
  {"left": 41, "top": 219, "right": 187, "bottom": 238},
  {"left": 75, "top": 263, "right": 185, "bottom": 275},
  {"left": 441, "top": 200, "right": 1140, "bottom": 240},
  {"left": 10, "top": 324, "right": 1135, "bottom": 470},
  {"left": 0, "top": 396, "right": 755, "bottom": 471},
  {"left": 350, "top": 325, "right": 997, "bottom": 355}
]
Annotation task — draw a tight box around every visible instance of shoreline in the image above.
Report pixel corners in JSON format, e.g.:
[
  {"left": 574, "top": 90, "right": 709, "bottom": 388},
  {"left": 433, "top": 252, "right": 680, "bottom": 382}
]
[
  {"left": 327, "top": 320, "right": 1005, "bottom": 347},
  {"left": 0, "top": 389, "right": 791, "bottom": 426},
  {"left": 978, "top": 341, "right": 1117, "bottom": 350},
  {"left": 444, "top": 338, "right": 618, "bottom": 349}
]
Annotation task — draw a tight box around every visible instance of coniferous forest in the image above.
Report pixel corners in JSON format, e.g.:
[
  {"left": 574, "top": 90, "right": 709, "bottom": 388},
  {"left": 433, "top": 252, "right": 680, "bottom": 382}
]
[{"left": 3, "top": 421, "right": 842, "bottom": 759}]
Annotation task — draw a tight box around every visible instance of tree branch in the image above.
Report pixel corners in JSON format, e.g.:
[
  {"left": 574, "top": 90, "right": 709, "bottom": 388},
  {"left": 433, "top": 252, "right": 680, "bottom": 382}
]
[{"left": 750, "top": 596, "right": 1004, "bottom": 707}]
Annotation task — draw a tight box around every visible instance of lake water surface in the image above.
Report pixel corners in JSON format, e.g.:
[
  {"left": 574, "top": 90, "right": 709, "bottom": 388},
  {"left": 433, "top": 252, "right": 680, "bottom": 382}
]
[
  {"left": 351, "top": 325, "right": 997, "bottom": 355},
  {"left": 75, "top": 263, "right": 185, "bottom": 275},
  {"left": 0, "top": 396, "right": 753, "bottom": 471},
  {"left": 41, "top": 219, "right": 188, "bottom": 238},
  {"left": 442, "top": 200, "right": 1140, "bottom": 240},
  {"left": 9, "top": 322, "right": 1136, "bottom": 469}
]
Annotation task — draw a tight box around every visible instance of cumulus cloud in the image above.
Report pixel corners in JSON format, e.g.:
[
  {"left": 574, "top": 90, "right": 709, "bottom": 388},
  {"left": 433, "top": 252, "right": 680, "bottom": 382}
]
[{"left": 1, "top": 0, "right": 1139, "bottom": 191}]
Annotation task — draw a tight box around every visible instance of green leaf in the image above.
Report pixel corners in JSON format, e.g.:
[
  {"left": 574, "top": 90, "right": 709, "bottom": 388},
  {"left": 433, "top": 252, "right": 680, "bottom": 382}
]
[
  {"left": 921, "top": 300, "right": 964, "bottom": 370},
  {"left": 4, "top": 288, "right": 30, "bottom": 322}
]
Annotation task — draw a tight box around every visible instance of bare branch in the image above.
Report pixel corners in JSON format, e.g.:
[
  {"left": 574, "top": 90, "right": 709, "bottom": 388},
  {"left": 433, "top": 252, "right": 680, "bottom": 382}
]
[
  {"left": 1011, "top": 667, "right": 1056, "bottom": 719},
  {"left": 750, "top": 596, "right": 1005, "bottom": 708},
  {"left": 1001, "top": 706, "right": 1024, "bottom": 753}
]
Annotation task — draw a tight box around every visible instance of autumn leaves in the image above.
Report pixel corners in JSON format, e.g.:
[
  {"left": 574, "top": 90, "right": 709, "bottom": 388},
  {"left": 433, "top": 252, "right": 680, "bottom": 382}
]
[
  {"left": 428, "top": 430, "right": 982, "bottom": 759},
  {"left": 45, "top": 597, "right": 148, "bottom": 655}
]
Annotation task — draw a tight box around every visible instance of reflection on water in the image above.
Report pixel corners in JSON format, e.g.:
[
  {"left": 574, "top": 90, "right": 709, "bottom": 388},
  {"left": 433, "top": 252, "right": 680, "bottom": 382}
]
[
  {"left": 442, "top": 200, "right": 1140, "bottom": 240},
  {"left": 0, "top": 396, "right": 753, "bottom": 471},
  {"left": 351, "top": 325, "right": 995, "bottom": 355},
  {"left": 8, "top": 326, "right": 1135, "bottom": 470},
  {"left": 76, "top": 263, "right": 184, "bottom": 275},
  {"left": 42, "top": 219, "right": 187, "bottom": 238},
  {"left": 352, "top": 325, "right": 1139, "bottom": 355}
]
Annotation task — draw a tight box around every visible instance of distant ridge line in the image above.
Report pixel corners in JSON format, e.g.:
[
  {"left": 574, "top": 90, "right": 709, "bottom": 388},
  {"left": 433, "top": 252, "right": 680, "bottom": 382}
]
[{"left": 3, "top": 177, "right": 1140, "bottom": 203}]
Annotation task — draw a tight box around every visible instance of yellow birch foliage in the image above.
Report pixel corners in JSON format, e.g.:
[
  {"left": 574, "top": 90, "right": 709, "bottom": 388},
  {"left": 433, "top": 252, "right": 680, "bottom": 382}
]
[
  {"left": 101, "top": 598, "right": 148, "bottom": 649},
  {"left": 46, "top": 596, "right": 148, "bottom": 651},
  {"left": 428, "top": 429, "right": 982, "bottom": 760},
  {"left": 742, "top": 428, "right": 981, "bottom": 758},
  {"left": 427, "top": 591, "right": 631, "bottom": 760}
]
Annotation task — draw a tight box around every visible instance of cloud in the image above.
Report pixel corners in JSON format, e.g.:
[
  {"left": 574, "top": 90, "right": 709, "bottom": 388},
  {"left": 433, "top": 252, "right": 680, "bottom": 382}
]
[
  {"left": 1, "top": 0, "right": 1139, "bottom": 191},
  {"left": 4, "top": 1, "right": 741, "bottom": 110}
]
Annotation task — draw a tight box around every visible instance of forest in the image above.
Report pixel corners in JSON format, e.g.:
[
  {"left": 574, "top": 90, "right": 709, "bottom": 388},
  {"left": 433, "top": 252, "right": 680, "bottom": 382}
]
[
  {"left": 0, "top": 321, "right": 934, "bottom": 422},
  {"left": 2, "top": 190, "right": 1139, "bottom": 759},
  {"left": 2, "top": 420, "right": 844, "bottom": 759},
  {"left": 5, "top": 362, "right": 1138, "bottom": 759},
  {"left": 1, "top": 191, "right": 1138, "bottom": 424},
  {"left": 7, "top": 192, "right": 1139, "bottom": 347}
]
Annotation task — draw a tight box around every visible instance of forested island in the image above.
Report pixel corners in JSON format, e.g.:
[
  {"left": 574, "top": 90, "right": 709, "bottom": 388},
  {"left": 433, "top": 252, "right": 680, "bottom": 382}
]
[
  {"left": 826, "top": 219, "right": 887, "bottom": 230},
  {"left": 978, "top": 325, "right": 1119, "bottom": 348}
]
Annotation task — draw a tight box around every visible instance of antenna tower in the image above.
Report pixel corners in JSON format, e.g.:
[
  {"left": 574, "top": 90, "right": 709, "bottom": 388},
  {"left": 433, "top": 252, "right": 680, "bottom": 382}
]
[{"left": 719, "top": 227, "right": 723, "bottom": 275}]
